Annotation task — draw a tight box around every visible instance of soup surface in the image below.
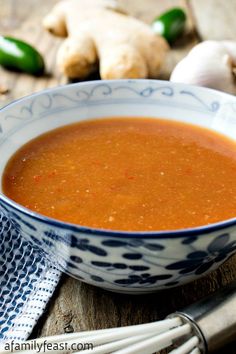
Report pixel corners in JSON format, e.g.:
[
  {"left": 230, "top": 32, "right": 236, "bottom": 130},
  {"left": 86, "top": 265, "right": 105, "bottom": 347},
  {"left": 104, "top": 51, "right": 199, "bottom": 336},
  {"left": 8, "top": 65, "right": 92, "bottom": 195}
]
[{"left": 2, "top": 117, "right": 236, "bottom": 231}]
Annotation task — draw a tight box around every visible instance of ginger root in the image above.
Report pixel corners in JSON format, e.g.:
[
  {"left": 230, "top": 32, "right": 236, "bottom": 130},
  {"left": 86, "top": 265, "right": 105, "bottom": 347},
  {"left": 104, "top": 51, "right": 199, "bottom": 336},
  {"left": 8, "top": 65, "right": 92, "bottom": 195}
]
[{"left": 43, "top": 0, "right": 168, "bottom": 80}]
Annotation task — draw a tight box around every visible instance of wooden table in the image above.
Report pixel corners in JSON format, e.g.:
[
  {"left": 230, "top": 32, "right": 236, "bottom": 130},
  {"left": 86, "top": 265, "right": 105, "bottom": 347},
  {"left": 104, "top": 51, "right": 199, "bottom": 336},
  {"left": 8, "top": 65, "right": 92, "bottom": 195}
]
[{"left": 1, "top": 1, "right": 236, "bottom": 353}]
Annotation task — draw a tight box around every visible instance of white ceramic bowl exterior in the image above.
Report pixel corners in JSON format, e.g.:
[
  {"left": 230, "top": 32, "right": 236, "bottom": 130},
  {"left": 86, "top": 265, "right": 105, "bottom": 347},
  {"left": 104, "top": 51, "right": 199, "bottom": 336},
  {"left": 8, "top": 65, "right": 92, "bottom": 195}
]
[{"left": 0, "top": 80, "right": 236, "bottom": 294}]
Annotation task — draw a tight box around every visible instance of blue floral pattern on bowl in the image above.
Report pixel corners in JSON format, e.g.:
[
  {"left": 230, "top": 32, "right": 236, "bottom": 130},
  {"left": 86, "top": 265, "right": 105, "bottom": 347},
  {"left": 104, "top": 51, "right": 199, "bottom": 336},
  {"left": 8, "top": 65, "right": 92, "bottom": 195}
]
[{"left": 0, "top": 80, "right": 236, "bottom": 294}]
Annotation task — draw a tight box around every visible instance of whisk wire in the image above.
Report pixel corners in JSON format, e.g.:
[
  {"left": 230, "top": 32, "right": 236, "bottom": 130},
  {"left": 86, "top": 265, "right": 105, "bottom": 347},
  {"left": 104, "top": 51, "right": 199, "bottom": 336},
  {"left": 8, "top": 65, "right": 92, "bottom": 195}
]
[
  {"left": 188, "top": 348, "right": 201, "bottom": 354},
  {"left": 111, "top": 323, "right": 192, "bottom": 354},
  {"left": 168, "top": 336, "right": 199, "bottom": 354}
]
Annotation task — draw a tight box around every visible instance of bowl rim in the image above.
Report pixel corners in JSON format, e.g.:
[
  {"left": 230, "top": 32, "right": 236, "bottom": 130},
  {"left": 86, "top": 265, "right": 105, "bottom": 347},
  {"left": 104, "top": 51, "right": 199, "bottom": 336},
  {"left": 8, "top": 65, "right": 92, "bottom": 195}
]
[{"left": 0, "top": 79, "right": 236, "bottom": 239}]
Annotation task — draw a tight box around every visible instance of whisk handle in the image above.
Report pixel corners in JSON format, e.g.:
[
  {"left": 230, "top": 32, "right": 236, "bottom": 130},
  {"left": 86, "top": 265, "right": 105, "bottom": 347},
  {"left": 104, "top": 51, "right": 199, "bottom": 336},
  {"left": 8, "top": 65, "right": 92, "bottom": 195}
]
[{"left": 172, "top": 280, "right": 236, "bottom": 353}]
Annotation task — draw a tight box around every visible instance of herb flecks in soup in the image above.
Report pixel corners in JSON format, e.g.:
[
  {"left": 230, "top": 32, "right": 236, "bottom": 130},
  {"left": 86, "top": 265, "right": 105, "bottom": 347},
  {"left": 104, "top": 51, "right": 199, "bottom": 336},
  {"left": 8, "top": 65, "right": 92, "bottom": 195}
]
[{"left": 2, "top": 118, "right": 236, "bottom": 231}]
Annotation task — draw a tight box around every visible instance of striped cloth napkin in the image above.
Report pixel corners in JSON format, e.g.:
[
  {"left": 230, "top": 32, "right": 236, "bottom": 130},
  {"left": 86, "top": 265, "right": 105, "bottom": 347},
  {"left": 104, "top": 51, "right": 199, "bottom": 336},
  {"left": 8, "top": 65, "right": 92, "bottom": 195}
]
[{"left": 0, "top": 210, "right": 61, "bottom": 342}]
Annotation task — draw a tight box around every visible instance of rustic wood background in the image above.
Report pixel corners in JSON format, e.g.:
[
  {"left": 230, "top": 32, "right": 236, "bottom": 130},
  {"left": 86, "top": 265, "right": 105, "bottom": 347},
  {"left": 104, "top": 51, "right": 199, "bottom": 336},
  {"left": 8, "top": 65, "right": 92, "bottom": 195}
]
[{"left": 0, "top": 1, "right": 236, "bottom": 353}]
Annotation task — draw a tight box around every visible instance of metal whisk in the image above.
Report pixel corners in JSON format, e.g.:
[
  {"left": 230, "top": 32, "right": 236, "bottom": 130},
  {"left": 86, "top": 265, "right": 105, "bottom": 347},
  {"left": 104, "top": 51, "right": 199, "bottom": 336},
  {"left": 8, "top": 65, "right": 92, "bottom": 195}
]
[{"left": 1, "top": 281, "right": 236, "bottom": 354}]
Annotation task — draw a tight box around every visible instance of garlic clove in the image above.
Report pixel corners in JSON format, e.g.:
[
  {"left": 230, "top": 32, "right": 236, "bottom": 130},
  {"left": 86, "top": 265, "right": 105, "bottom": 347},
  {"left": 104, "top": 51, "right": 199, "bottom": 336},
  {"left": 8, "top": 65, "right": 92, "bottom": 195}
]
[{"left": 170, "top": 40, "right": 236, "bottom": 94}]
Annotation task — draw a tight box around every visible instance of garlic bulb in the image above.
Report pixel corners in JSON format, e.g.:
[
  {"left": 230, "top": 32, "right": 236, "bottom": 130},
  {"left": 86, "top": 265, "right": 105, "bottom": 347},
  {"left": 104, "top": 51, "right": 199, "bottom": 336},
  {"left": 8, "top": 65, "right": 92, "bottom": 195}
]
[{"left": 170, "top": 40, "right": 236, "bottom": 94}]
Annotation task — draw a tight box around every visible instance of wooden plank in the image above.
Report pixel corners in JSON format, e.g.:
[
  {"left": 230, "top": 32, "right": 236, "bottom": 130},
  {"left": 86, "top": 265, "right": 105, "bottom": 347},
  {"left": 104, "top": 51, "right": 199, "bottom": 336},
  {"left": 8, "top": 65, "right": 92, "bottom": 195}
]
[
  {"left": 190, "top": 0, "right": 236, "bottom": 40},
  {"left": 0, "top": 0, "right": 64, "bottom": 108},
  {"left": 0, "top": 0, "right": 197, "bottom": 94},
  {"left": 0, "top": 0, "right": 58, "bottom": 32}
]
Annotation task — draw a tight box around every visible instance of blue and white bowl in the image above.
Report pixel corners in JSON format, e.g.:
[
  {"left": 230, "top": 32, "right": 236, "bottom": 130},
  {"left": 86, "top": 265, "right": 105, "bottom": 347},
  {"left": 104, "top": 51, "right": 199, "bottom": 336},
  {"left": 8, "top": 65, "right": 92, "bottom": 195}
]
[{"left": 0, "top": 80, "right": 236, "bottom": 294}]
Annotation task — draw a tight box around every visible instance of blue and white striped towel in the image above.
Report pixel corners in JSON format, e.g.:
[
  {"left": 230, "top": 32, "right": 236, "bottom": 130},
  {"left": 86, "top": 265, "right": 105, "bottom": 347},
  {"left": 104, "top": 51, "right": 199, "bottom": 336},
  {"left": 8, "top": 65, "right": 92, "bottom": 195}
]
[{"left": 0, "top": 211, "right": 61, "bottom": 342}]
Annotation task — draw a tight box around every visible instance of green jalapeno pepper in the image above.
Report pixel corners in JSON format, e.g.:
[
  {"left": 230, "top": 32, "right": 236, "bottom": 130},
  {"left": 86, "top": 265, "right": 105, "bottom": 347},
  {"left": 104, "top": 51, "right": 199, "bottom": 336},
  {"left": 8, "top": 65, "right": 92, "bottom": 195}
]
[
  {"left": 0, "top": 36, "right": 45, "bottom": 75},
  {"left": 152, "top": 8, "right": 187, "bottom": 44}
]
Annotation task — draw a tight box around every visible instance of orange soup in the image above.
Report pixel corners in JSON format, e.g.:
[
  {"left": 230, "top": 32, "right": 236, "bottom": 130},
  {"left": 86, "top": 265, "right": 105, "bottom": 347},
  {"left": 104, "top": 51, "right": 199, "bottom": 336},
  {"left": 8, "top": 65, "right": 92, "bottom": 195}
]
[{"left": 2, "top": 117, "right": 236, "bottom": 231}]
